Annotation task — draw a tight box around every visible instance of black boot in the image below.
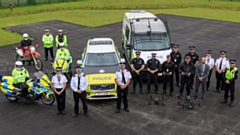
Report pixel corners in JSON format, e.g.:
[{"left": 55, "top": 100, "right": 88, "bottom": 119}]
[
  {"left": 139, "top": 88, "right": 143, "bottom": 94},
  {"left": 131, "top": 89, "right": 136, "bottom": 94},
  {"left": 229, "top": 101, "right": 234, "bottom": 107},
  {"left": 155, "top": 90, "right": 159, "bottom": 95},
  {"left": 220, "top": 99, "right": 227, "bottom": 104},
  {"left": 146, "top": 90, "right": 150, "bottom": 94},
  {"left": 161, "top": 90, "right": 166, "bottom": 95}
]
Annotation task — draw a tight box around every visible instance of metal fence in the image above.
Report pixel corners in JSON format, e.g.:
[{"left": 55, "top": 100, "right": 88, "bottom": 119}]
[{"left": 0, "top": 0, "right": 79, "bottom": 7}]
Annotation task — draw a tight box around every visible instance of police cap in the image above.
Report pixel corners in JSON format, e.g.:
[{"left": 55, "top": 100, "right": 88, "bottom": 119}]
[
  {"left": 173, "top": 44, "right": 179, "bottom": 48},
  {"left": 220, "top": 51, "right": 226, "bottom": 55},
  {"left": 135, "top": 51, "right": 141, "bottom": 55},
  {"left": 189, "top": 46, "right": 195, "bottom": 50},
  {"left": 120, "top": 63, "right": 126, "bottom": 67},
  {"left": 55, "top": 67, "right": 62, "bottom": 71},
  {"left": 207, "top": 50, "right": 212, "bottom": 54},
  {"left": 75, "top": 66, "right": 82, "bottom": 70},
  {"left": 185, "top": 56, "right": 191, "bottom": 59},
  {"left": 151, "top": 53, "right": 157, "bottom": 57},
  {"left": 230, "top": 60, "right": 236, "bottom": 64},
  {"left": 166, "top": 54, "right": 171, "bottom": 58}
]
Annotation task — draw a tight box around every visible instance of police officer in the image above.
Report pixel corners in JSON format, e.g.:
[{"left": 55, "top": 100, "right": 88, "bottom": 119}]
[
  {"left": 51, "top": 67, "right": 68, "bottom": 115},
  {"left": 215, "top": 51, "right": 229, "bottom": 93},
  {"left": 130, "top": 51, "right": 145, "bottom": 94},
  {"left": 178, "top": 56, "right": 195, "bottom": 99},
  {"left": 206, "top": 50, "right": 215, "bottom": 91},
  {"left": 12, "top": 61, "right": 30, "bottom": 98},
  {"left": 146, "top": 53, "right": 161, "bottom": 94},
  {"left": 115, "top": 64, "right": 132, "bottom": 113},
  {"left": 20, "top": 33, "right": 32, "bottom": 65},
  {"left": 42, "top": 29, "right": 54, "bottom": 61},
  {"left": 55, "top": 29, "right": 68, "bottom": 49},
  {"left": 70, "top": 67, "right": 89, "bottom": 117},
  {"left": 185, "top": 46, "right": 199, "bottom": 89},
  {"left": 162, "top": 55, "right": 175, "bottom": 96},
  {"left": 170, "top": 44, "right": 182, "bottom": 87},
  {"left": 221, "top": 60, "right": 238, "bottom": 107}
]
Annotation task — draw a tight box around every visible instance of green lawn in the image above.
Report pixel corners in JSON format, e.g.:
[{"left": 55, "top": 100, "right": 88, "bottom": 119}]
[{"left": 0, "top": 0, "right": 240, "bottom": 46}]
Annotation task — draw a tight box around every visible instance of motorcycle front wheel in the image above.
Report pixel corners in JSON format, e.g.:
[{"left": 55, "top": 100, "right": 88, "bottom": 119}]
[
  {"left": 34, "top": 58, "right": 43, "bottom": 71},
  {"left": 5, "top": 95, "right": 19, "bottom": 102},
  {"left": 41, "top": 94, "right": 55, "bottom": 105}
]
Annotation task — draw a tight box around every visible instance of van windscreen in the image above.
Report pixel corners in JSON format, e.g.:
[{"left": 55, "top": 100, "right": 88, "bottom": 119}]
[{"left": 133, "top": 33, "right": 170, "bottom": 51}]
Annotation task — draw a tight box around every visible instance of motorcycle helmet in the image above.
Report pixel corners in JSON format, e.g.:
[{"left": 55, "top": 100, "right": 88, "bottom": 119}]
[
  {"left": 23, "top": 33, "right": 29, "bottom": 41},
  {"left": 59, "top": 43, "right": 65, "bottom": 50},
  {"left": 15, "top": 61, "right": 23, "bottom": 70}
]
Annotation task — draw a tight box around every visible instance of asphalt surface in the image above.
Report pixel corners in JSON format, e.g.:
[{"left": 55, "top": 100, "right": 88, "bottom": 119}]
[{"left": 0, "top": 14, "right": 240, "bottom": 135}]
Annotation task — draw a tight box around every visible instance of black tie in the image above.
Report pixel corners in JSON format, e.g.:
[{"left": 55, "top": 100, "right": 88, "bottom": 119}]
[
  {"left": 219, "top": 59, "right": 223, "bottom": 70},
  {"left": 122, "top": 72, "right": 126, "bottom": 84},
  {"left": 207, "top": 57, "right": 210, "bottom": 62},
  {"left": 77, "top": 76, "right": 80, "bottom": 90}
]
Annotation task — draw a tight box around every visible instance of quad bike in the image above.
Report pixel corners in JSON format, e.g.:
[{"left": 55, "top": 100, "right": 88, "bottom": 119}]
[
  {"left": 0, "top": 71, "right": 55, "bottom": 105},
  {"left": 15, "top": 44, "right": 43, "bottom": 70}
]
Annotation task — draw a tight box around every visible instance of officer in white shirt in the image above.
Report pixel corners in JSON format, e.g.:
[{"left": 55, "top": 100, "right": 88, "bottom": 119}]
[
  {"left": 206, "top": 50, "right": 215, "bottom": 91},
  {"left": 215, "top": 51, "right": 229, "bottom": 93},
  {"left": 115, "top": 63, "right": 131, "bottom": 113},
  {"left": 51, "top": 67, "right": 68, "bottom": 115},
  {"left": 70, "top": 67, "right": 89, "bottom": 117}
]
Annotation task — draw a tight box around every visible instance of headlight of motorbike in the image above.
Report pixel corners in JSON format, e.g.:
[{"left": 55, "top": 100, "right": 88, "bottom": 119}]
[{"left": 30, "top": 46, "right": 35, "bottom": 51}]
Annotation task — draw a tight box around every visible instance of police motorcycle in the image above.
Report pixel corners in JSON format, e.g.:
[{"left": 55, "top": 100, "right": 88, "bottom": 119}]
[
  {"left": 50, "top": 48, "right": 72, "bottom": 78},
  {"left": 0, "top": 71, "right": 55, "bottom": 105}
]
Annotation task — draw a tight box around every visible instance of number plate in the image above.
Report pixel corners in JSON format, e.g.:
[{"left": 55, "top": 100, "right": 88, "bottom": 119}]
[
  {"left": 96, "top": 92, "right": 110, "bottom": 96},
  {"left": 158, "top": 73, "right": 162, "bottom": 76}
]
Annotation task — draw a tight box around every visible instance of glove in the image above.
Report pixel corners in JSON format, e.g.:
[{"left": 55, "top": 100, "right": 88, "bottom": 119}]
[{"left": 25, "top": 77, "right": 29, "bottom": 82}]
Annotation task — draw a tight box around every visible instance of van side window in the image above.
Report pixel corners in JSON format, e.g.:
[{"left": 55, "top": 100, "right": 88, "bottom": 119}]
[{"left": 125, "top": 25, "right": 130, "bottom": 40}]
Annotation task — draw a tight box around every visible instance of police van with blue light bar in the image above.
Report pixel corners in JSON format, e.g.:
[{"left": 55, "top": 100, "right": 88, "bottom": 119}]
[{"left": 122, "top": 10, "right": 173, "bottom": 79}]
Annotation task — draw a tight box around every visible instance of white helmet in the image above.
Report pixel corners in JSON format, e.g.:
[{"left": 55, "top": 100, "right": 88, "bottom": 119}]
[
  {"left": 15, "top": 61, "right": 23, "bottom": 70},
  {"left": 23, "top": 33, "right": 29, "bottom": 40},
  {"left": 59, "top": 43, "right": 65, "bottom": 50}
]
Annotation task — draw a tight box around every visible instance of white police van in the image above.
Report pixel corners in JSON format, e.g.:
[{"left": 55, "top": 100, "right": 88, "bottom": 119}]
[{"left": 122, "top": 10, "right": 172, "bottom": 78}]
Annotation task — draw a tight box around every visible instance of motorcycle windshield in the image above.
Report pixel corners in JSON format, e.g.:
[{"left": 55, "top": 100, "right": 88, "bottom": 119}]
[{"left": 34, "top": 71, "right": 51, "bottom": 87}]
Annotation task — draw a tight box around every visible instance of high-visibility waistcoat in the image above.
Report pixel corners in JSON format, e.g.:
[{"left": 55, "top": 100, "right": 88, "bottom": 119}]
[{"left": 225, "top": 67, "right": 238, "bottom": 80}]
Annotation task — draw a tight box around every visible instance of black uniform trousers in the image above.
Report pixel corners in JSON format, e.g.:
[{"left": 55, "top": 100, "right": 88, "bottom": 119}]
[
  {"left": 117, "top": 86, "right": 128, "bottom": 110},
  {"left": 132, "top": 72, "right": 143, "bottom": 90},
  {"left": 190, "top": 68, "right": 196, "bottom": 87},
  {"left": 55, "top": 88, "right": 66, "bottom": 111},
  {"left": 13, "top": 83, "right": 28, "bottom": 97},
  {"left": 180, "top": 76, "right": 191, "bottom": 96},
  {"left": 73, "top": 91, "right": 88, "bottom": 114},
  {"left": 206, "top": 69, "right": 213, "bottom": 89},
  {"left": 147, "top": 73, "right": 158, "bottom": 91},
  {"left": 224, "top": 82, "right": 235, "bottom": 102},
  {"left": 175, "top": 66, "right": 180, "bottom": 84},
  {"left": 163, "top": 75, "right": 174, "bottom": 92},
  {"left": 215, "top": 71, "right": 224, "bottom": 91},
  {"left": 44, "top": 47, "right": 54, "bottom": 59}
]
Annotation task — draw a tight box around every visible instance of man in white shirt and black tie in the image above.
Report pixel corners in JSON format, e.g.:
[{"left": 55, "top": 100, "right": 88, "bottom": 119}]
[
  {"left": 70, "top": 67, "right": 89, "bottom": 117},
  {"left": 194, "top": 57, "right": 209, "bottom": 100},
  {"left": 115, "top": 63, "right": 131, "bottom": 113},
  {"left": 215, "top": 51, "right": 229, "bottom": 93},
  {"left": 206, "top": 50, "right": 215, "bottom": 91}
]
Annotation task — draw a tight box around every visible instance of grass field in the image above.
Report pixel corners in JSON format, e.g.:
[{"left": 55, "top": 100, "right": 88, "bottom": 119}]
[{"left": 0, "top": 0, "right": 239, "bottom": 46}]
